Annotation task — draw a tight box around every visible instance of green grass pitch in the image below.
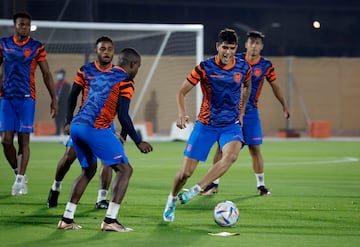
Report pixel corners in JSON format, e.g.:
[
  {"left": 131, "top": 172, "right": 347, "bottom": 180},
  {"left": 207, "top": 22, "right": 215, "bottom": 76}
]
[{"left": 0, "top": 140, "right": 359, "bottom": 247}]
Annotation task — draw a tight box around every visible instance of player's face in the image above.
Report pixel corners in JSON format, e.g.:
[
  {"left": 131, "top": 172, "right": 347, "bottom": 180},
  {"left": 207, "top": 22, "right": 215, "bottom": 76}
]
[
  {"left": 14, "top": 17, "right": 31, "bottom": 40},
  {"left": 245, "top": 37, "right": 263, "bottom": 57},
  {"left": 128, "top": 59, "right": 141, "bottom": 79},
  {"left": 96, "top": 41, "right": 114, "bottom": 66},
  {"left": 216, "top": 41, "right": 237, "bottom": 66}
]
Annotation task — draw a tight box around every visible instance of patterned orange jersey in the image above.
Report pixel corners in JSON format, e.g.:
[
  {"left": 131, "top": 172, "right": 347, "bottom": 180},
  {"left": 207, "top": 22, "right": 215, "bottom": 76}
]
[{"left": 71, "top": 66, "right": 134, "bottom": 129}]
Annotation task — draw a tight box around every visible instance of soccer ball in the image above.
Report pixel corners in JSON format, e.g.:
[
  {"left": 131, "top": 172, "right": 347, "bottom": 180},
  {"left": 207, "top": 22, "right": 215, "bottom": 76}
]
[{"left": 213, "top": 200, "right": 239, "bottom": 227}]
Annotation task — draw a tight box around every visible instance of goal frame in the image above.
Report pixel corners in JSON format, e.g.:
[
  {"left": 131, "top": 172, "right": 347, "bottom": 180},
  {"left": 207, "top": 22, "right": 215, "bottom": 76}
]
[{"left": 0, "top": 19, "right": 204, "bottom": 119}]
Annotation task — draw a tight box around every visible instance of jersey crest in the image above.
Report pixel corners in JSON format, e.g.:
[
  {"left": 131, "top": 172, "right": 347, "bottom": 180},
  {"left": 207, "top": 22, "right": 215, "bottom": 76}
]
[
  {"left": 234, "top": 72, "right": 242, "bottom": 83},
  {"left": 23, "top": 48, "right": 32, "bottom": 57},
  {"left": 254, "top": 68, "right": 262, "bottom": 78}
]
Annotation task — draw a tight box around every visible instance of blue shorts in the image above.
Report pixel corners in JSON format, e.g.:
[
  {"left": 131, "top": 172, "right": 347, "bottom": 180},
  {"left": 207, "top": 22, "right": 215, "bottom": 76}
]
[
  {"left": 66, "top": 122, "right": 116, "bottom": 148},
  {"left": 0, "top": 98, "right": 35, "bottom": 133},
  {"left": 184, "top": 121, "right": 244, "bottom": 162},
  {"left": 70, "top": 124, "right": 129, "bottom": 168},
  {"left": 110, "top": 122, "right": 116, "bottom": 132},
  {"left": 243, "top": 109, "right": 262, "bottom": 145}
]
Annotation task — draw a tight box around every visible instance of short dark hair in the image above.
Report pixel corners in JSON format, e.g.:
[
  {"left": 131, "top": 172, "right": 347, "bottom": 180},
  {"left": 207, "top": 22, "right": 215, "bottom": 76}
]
[
  {"left": 95, "top": 36, "right": 113, "bottom": 46},
  {"left": 218, "top": 28, "right": 238, "bottom": 45},
  {"left": 118, "top": 48, "right": 141, "bottom": 66},
  {"left": 247, "top": 30, "right": 265, "bottom": 41},
  {"left": 13, "top": 12, "right": 32, "bottom": 23}
]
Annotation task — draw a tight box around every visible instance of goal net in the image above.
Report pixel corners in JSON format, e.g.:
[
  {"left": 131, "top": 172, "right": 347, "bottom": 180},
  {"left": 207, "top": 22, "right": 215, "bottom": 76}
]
[{"left": 0, "top": 20, "right": 203, "bottom": 140}]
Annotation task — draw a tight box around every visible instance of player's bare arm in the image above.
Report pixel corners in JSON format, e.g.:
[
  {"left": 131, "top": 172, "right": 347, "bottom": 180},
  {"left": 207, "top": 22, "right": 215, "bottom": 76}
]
[
  {"left": 39, "top": 60, "right": 58, "bottom": 118},
  {"left": 240, "top": 78, "right": 252, "bottom": 125},
  {"left": 176, "top": 80, "right": 193, "bottom": 129},
  {"left": 270, "top": 81, "right": 290, "bottom": 119}
]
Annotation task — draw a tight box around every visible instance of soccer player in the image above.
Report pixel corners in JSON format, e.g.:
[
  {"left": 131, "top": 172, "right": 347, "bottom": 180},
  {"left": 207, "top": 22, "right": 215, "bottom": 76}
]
[
  {"left": 57, "top": 47, "right": 153, "bottom": 231},
  {"left": 162, "top": 28, "right": 252, "bottom": 222},
  {"left": 0, "top": 12, "right": 57, "bottom": 196},
  {"left": 48, "top": 36, "right": 119, "bottom": 209},
  {"left": 202, "top": 30, "right": 290, "bottom": 196}
]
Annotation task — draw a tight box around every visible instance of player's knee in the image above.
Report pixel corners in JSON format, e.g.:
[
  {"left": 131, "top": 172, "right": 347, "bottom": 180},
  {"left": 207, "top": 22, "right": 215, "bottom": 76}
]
[
  {"left": 84, "top": 164, "right": 97, "bottom": 179},
  {"left": 124, "top": 164, "right": 133, "bottom": 177},
  {"left": 114, "top": 163, "right": 133, "bottom": 178},
  {"left": 248, "top": 146, "right": 260, "bottom": 156},
  {"left": 177, "top": 171, "right": 191, "bottom": 182},
  {"left": 222, "top": 152, "right": 238, "bottom": 164},
  {"left": 66, "top": 148, "right": 77, "bottom": 160},
  {"left": 1, "top": 137, "right": 13, "bottom": 146}
]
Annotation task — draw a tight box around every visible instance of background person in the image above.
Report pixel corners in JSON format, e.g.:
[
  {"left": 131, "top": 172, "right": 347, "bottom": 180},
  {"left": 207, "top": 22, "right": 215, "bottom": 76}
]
[{"left": 54, "top": 69, "right": 71, "bottom": 135}]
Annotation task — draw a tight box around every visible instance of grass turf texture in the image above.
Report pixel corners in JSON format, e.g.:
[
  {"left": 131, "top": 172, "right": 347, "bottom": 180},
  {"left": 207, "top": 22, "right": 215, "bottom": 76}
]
[{"left": 0, "top": 140, "right": 359, "bottom": 247}]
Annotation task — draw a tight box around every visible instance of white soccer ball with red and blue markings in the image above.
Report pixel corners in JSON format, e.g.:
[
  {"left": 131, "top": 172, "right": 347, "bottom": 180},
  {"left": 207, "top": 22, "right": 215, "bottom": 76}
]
[{"left": 213, "top": 200, "right": 239, "bottom": 227}]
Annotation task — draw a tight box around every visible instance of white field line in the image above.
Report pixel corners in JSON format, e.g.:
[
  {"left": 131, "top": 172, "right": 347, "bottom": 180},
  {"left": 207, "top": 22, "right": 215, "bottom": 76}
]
[
  {"left": 261, "top": 157, "right": 359, "bottom": 166},
  {"left": 26, "top": 157, "right": 359, "bottom": 167}
]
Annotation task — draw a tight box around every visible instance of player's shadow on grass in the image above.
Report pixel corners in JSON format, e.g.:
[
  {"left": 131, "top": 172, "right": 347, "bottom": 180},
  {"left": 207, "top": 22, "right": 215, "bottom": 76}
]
[
  {"left": 231, "top": 194, "right": 260, "bottom": 203},
  {"left": 8, "top": 227, "right": 109, "bottom": 247},
  {"left": 179, "top": 193, "right": 259, "bottom": 211},
  {"left": 3, "top": 204, "right": 110, "bottom": 247},
  {"left": 155, "top": 222, "right": 207, "bottom": 246},
  {"left": 0, "top": 194, "right": 13, "bottom": 200},
  {"left": 154, "top": 194, "right": 250, "bottom": 240}
]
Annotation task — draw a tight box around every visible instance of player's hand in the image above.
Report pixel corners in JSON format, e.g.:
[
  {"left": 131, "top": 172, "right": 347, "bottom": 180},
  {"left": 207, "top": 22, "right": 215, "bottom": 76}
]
[
  {"left": 137, "top": 141, "right": 153, "bottom": 154},
  {"left": 176, "top": 115, "right": 189, "bottom": 129},
  {"left": 50, "top": 99, "right": 58, "bottom": 118},
  {"left": 283, "top": 107, "right": 290, "bottom": 119},
  {"left": 285, "top": 111, "right": 290, "bottom": 119},
  {"left": 63, "top": 124, "right": 70, "bottom": 135}
]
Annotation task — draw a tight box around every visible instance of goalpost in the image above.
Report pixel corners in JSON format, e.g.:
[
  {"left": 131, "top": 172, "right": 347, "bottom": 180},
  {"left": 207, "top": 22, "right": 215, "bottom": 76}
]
[{"left": 0, "top": 19, "right": 203, "bottom": 139}]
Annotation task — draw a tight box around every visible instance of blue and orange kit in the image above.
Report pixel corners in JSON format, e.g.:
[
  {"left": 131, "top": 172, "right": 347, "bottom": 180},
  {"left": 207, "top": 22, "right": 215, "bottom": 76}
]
[
  {"left": 72, "top": 66, "right": 134, "bottom": 129},
  {"left": 187, "top": 55, "right": 251, "bottom": 127},
  {"left": 0, "top": 36, "right": 47, "bottom": 99},
  {"left": 73, "top": 61, "right": 115, "bottom": 106},
  {"left": 237, "top": 52, "right": 276, "bottom": 110}
]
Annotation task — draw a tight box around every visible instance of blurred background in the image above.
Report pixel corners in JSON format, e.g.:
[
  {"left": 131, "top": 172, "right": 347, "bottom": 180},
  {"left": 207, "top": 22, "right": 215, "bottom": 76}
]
[
  {"left": 1, "top": 0, "right": 359, "bottom": 138},
  {"left": 1, "top": 0, "right": 360, "bottom": 57}
]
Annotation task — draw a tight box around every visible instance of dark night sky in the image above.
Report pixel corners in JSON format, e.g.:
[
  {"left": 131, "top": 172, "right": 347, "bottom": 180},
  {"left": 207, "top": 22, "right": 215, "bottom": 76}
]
[{"left": 1, "top": 0, "right": 360, "bottom": 57}]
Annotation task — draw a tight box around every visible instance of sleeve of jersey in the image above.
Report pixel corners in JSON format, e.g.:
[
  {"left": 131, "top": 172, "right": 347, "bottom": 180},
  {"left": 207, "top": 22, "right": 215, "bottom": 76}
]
[
  {"left": 186, "top": 63, "right": 204, "bottom": 85},
  {"left": 74, "top": 68, "right": 86, "bottom": 87},
  {"left": 36, "top": 44, "right": 47, "bottom": 62},
  {"left": 65, "top": 83, "right": 82, "bottom": 125},
  {"left": 265, "top": 64, "right": 277, "bottom": 82},
  {"left": 119, "top": 80, "right": 135, "bottom": 100},
  {"left": 117, "top": 96, "right": 141, "bottom": 145}
]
